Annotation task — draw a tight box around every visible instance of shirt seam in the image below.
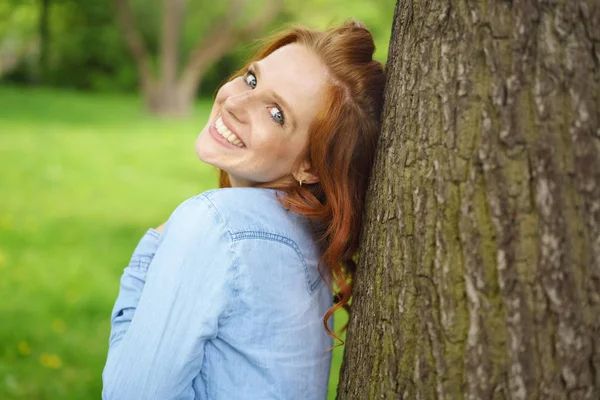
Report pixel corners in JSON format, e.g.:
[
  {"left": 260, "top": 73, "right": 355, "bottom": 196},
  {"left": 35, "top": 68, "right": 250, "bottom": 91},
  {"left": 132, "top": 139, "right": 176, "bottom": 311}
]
[
  {"left": 200, "top": 192, "right": 319, "bottom": 295},
  {"left": 198, "top": 194, "right": 240, "bottom": 321},
  {"left": 231, "top": 231, "right": 317, "bottom": 295},
  {"left": 127, "top": 257, "right": 152, "bottom": 271},
  {"left": 145, "top": 228, "right": 161, "bottom": 240}
]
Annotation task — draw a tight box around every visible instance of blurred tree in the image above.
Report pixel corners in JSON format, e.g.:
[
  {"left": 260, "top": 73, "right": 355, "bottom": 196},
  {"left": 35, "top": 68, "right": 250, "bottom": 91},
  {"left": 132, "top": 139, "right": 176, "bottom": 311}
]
[
  {"left": 0, "top": 0, "right": 38, "bottom": 79},
  {"left": 114, "top": 0, "right": 283, "bottom": 116},
  {"left": 0, "top": 0, "right": 135, "bottom": 90},
  {"left": 339, "top": 0, "right": 600, "bottom": 398},
  {"left": 38, "top": 0, "right": 50, "bottom": 82},
  {"left": 1, "top": 0, "right": 396, "bottom": 104}
]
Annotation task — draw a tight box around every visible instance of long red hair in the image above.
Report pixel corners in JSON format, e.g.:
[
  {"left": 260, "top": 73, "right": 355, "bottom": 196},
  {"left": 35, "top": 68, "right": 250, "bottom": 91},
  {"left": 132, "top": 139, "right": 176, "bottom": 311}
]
[{"left": 218, "top": 20, "right": 386, "bottom": 342}]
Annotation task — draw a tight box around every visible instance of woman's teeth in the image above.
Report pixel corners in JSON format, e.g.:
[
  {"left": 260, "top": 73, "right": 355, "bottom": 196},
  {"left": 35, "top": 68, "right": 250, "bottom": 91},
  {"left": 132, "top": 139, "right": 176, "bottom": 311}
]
[{"left": 215, "top": 116, "right": 244, "bottom": 147}]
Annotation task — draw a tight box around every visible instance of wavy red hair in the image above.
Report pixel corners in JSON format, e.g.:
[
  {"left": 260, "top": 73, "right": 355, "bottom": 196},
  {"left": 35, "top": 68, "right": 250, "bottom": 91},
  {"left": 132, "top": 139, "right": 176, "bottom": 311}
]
[{"left": 218, "top": 21, "right": 386, "bottom": 343}]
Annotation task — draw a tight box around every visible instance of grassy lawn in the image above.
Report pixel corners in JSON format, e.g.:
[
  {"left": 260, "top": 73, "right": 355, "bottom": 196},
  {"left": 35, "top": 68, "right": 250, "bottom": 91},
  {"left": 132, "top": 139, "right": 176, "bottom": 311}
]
[{"left": 0, "top": 86, "right": 346, "bottom": 399}]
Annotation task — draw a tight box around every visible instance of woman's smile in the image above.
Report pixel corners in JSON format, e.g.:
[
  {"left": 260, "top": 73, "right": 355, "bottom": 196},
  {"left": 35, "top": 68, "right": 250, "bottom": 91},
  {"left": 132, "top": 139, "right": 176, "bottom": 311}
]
[{"left": 208, "top": 115, "right": 247, "bottom": 149}]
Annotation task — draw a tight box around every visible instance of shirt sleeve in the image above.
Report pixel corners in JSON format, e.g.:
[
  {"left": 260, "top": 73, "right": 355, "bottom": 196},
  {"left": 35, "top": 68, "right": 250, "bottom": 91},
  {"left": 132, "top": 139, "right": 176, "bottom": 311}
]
[
  {"left": 107, "top": 228, "right": 161, "bottom": 350},
  {"left": 102, "top": 195, "right": 235, "bottom": 400}
]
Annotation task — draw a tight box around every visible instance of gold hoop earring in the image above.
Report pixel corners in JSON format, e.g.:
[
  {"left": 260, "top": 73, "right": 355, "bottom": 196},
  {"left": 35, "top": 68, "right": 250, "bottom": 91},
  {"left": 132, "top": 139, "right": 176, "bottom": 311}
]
[{"left": 298, "top": 179, "right": 304, "bottom": 187}]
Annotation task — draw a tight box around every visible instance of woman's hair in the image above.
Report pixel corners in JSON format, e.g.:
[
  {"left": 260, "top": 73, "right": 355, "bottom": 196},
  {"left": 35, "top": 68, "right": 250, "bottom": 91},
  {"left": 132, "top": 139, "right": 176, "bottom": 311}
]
[{"left": 219, "top": 20, "right": 386, "bottom": 342}]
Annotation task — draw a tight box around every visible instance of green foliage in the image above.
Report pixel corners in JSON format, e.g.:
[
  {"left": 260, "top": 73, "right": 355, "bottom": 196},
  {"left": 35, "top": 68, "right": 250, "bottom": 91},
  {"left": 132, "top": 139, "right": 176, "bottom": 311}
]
[
  {"left": 1, "top": 0, "right": 136, "bottom": 90},
  {"left": 0, "top": 86, "right": 347, "bottom": 399},
  {"left": 287, "top": 0, "right": 396, "bottom": 63},
  {"left": 0, "top": 0, "right": 38, "bottom": 40},
  {"left": 0, "top": 0, "right": 395, "bottom": 94}
]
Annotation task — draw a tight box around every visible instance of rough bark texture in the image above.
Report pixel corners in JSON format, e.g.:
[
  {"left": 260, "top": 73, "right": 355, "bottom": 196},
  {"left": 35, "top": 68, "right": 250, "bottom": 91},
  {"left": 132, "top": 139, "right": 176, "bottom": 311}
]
[{"left": 338, "top": 0, "right": 600, "bottom": 399}]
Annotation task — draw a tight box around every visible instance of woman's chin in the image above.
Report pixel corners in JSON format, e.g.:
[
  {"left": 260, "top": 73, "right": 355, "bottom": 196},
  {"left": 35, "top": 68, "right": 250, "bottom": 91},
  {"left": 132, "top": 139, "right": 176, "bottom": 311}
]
[
  {"left": 194, "top": 129, "right": 212, "bottom": 163},
  {"left": 195, "top": 132, "right": 226, "bottom": 171}
]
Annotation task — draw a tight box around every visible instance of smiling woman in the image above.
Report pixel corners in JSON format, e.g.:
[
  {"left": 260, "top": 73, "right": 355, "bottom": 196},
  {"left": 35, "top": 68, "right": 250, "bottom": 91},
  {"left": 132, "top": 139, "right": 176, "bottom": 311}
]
[
  {"left": 195, "top": 42, "right": 327, "bottom": 187},
  {"left": 102, "top": 20, "right": 386, "bottom": 400}
]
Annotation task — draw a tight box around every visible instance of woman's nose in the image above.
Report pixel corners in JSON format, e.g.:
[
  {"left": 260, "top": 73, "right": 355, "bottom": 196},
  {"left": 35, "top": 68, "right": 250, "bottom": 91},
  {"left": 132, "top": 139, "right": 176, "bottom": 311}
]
[{"left": 222, "top": 91, "right": 253, "bottom": 124}]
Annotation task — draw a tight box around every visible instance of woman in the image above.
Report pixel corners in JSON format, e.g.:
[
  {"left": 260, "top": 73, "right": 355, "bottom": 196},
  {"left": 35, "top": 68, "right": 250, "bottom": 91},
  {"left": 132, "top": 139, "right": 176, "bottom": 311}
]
[{"left": 103, "top": 20, "right": 385, "bottom": 399}]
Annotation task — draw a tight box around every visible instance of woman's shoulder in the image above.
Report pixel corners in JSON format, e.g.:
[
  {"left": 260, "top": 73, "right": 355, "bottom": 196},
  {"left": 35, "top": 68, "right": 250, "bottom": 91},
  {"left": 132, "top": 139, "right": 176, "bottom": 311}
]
[
  {"left": 200, "top": 188, "right": 306, "bottom": 234},
  {"left": 170, "top": 188, "right": 316, "bottom": 254},
  {"left": 169, "top": 188, "right": 325, "bottom": 295},
  {"left": 201, "top": 187, "right": 282, "bottom": 211},
  {"left": 167, "top": 187, "right": 305, "bottom": 238},
  {"left": 201, "top": 188, "right": 325, "bottom": 295}
]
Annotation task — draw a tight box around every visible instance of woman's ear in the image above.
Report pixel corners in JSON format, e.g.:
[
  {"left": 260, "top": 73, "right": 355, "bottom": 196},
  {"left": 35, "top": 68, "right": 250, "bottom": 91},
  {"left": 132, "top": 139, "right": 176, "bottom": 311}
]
[{"left": 293, "top": 160, "right": 319, "bottom": 184}]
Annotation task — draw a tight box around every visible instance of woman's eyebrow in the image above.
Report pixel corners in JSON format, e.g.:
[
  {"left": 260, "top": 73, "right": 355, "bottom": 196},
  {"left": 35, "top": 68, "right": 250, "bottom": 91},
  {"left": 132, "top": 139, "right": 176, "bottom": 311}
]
[{"left": 250, "top": 62, "right": 296, "bottom": 129}]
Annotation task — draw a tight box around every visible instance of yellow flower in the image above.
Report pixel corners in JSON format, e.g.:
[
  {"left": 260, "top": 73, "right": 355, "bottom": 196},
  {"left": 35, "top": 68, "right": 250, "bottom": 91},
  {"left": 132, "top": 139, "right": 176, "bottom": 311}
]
[
  {"left": 40, "top": 353, "right": 62, "bottom": 369},
  {"left": 52, "top": 319, "right": 66, "bottom": 333},
  {"left": 17, "top": 341, "right": 31, "bottom": 356}
]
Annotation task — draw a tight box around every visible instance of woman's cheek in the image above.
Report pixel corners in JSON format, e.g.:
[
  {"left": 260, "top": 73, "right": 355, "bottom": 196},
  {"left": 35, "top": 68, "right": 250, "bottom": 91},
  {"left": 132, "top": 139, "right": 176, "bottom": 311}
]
[{"left": 265, "top": 136, "right": 294, "bottom": 163}]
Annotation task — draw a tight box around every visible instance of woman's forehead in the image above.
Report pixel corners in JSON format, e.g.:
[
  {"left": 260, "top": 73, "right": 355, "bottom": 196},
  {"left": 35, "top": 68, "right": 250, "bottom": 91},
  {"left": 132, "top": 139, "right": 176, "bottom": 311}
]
[{"left": 258, "top": 43, "right": 328, "bottom": 116}]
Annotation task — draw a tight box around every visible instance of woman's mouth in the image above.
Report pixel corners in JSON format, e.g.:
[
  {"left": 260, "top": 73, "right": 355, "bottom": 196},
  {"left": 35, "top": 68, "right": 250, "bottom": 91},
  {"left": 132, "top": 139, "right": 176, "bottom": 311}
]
[{"left": 213, "top": 115, "right": 245, "bottom": 148}]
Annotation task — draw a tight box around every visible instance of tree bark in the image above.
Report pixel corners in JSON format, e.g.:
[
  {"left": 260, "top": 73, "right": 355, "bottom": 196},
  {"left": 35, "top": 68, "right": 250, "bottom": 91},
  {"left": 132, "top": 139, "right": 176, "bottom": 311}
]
[{"left": 338, "top": 0, "right": 600, "bottom": 399}]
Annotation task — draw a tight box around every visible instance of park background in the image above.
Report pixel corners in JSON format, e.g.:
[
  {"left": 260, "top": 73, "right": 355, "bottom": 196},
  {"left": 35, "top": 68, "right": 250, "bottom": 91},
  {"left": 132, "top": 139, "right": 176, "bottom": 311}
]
[{"left": 0, "top": 0, "right": 395, "bottom": 398}]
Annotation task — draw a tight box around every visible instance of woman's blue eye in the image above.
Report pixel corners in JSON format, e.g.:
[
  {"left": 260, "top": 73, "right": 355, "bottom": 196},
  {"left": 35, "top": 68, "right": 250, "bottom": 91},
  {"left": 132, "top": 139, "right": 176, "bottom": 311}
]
[
  {"left": 270, "top": 107, "right": 285, "bottom": 125},
  {"left": 245, "top": 73, "right": 257, "bottom": 89},
  {"left": 245, "top": 69, "right": 285, "bottom": 127}
]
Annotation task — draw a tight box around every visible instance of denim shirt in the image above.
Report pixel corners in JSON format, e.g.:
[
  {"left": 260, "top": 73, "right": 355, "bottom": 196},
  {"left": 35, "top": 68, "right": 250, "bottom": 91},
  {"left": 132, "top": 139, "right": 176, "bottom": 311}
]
[{"left": 102, "top": 188, "right": 333, "bottom": 399}]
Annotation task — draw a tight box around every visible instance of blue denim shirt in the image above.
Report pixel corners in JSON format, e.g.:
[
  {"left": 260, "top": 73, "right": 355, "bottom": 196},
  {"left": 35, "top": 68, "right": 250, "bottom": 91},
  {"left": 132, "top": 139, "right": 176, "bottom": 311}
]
[{"left": 102, "top": 188, "right": 333, "bottom": 399}]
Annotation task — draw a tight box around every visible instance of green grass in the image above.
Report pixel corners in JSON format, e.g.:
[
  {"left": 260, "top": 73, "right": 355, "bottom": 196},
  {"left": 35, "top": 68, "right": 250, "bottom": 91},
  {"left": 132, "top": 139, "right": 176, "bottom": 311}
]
[{"left": 0, "top": 86, "right": 346, "bottom": 399}]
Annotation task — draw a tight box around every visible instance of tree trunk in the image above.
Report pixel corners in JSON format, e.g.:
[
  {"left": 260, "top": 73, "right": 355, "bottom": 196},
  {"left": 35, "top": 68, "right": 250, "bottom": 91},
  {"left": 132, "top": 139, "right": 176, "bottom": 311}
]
[
  {"left": 145, "top": 84, "right": 194, "bottom": 117},
  {"left": 156, "top": 0, "right": 186, "bottom": 115},
  {"left": 338, "top": 0, "right": 600, "bottom": 399},
  {"left": 38, "top": 0, "right": 50, "bottom": 83}
]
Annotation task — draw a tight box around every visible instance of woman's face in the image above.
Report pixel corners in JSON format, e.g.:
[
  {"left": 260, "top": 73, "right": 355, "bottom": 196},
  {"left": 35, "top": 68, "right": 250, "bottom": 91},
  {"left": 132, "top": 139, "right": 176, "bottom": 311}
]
[{"left": 194, "top": 43, "right": 328, "bottom": 187}]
